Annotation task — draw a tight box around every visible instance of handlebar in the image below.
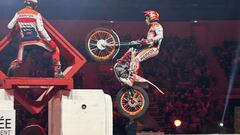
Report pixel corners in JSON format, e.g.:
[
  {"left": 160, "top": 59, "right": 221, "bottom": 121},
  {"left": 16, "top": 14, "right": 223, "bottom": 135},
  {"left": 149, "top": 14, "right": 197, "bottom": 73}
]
[{"left": 120, "top": 41, "right": 141, "bottom": 46}]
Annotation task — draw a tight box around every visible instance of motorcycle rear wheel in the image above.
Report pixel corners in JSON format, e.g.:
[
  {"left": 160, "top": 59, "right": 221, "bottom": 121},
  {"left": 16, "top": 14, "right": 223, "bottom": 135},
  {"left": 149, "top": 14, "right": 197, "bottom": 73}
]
[{"left": 116, "top": 85, "right": 149, "bottom": 119}]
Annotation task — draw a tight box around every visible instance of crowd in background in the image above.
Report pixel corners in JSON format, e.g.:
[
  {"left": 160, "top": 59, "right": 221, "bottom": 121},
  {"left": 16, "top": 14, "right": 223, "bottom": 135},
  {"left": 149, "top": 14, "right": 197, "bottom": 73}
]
[{"left": 212, "top": 40, "right": 240, "bottom": 87}]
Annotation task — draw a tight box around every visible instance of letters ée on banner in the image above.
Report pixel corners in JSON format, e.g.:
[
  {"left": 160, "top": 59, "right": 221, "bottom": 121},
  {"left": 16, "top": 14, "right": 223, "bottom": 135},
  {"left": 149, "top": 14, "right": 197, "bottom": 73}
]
[{"left": 0, "top": 110, "right": 15, "bottom": 135}]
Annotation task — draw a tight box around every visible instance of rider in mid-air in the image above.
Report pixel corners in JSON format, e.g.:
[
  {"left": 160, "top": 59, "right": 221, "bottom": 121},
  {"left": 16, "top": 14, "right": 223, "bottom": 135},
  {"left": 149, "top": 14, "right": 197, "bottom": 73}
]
[
  {"left": 7, "top": 0, "right": 63, "bottom": 77},
  {"left": 118, "top": 10, "right": 163, "bottom": 86}
]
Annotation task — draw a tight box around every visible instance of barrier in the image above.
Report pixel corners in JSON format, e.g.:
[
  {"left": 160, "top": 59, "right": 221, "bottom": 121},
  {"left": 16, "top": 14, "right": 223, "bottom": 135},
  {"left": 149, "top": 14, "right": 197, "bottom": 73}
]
[
  {"left": 0, "top": 89, "right": 15, "bottom": 135},
  {"left": 48, "top": 89, "right": 112, "bottom": 135}
]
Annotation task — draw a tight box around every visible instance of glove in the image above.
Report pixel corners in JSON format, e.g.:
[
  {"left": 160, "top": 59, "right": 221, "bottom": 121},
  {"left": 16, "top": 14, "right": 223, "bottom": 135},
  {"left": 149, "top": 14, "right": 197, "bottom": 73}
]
[
  {"left": 48, "top": 40, "right": 57, "bottom": 51},
  {"left": 130, "top": 40, "right": 139, "bottom": 45},
  {"left": 140, "top": 38, "right": 148, "bottom": 45}
]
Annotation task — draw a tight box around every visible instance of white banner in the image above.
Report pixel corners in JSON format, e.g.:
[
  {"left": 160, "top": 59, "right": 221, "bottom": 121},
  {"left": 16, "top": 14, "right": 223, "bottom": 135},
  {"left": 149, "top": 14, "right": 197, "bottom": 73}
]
[{"left": 0, "top": 110, "right": 15, "bottom": 135}]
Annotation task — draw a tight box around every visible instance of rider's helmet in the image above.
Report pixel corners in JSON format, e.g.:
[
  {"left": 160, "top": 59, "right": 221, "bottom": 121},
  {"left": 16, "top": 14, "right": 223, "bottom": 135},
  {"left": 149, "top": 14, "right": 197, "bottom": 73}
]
[
  {"left": 144, "top": 10, "right": 159, "bottom": 21},
  {"left": 24, "top": 0, "right": 38, "bottom": 9}
]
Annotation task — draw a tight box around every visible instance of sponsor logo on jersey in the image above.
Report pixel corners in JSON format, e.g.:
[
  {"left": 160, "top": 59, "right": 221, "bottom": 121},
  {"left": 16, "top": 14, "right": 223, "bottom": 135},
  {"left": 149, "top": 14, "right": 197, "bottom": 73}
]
[{"left": 140, "top": 49, "right": 154, "bottom": 61}]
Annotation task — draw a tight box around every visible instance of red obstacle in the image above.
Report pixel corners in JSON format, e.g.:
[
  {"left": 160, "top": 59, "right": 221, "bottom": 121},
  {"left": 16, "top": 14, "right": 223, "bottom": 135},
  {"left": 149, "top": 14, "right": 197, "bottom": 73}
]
[{"left": 0, "top": 18, "right": 86, "bottom": 114}]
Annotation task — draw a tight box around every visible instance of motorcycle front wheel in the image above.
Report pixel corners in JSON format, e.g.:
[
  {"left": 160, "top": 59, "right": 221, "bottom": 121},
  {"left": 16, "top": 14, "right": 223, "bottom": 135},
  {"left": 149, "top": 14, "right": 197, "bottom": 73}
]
[
  {"left": 116, "top": 85, "right": 149, "bottom": 119},
  {"left": 85, "top": 27, "right": 120, "bottom": 61}
]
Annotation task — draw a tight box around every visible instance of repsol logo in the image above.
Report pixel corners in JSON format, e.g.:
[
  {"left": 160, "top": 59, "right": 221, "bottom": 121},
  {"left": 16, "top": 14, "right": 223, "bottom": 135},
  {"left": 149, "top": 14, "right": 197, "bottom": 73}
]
[
  {"left": 140, "top": 49, "right": 154, "bottom": 61},
  {"left": 19, "top": 14, "right": 34, "bottom": 18}
]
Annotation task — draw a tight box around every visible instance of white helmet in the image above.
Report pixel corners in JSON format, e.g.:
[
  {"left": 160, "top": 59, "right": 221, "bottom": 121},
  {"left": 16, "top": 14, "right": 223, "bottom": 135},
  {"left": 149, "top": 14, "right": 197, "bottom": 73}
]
[
  {"left": 24, "top": 0, "right": 38, "bottom": 9},
  {"left": 25, "top": 0, "right": 38, "bottom": 3}
]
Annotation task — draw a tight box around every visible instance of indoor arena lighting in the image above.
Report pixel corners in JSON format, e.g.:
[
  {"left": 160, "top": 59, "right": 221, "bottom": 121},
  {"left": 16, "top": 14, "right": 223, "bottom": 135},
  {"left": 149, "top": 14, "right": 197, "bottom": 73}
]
[
  {"left": 174, "top": 119, "right": 182, "bottom": 127},
  {"left": 219, "top": 122, "right": 224, "bottom": 127},
  {"left": 193, "top": 20, "right": 198, "bottom": 23},
  {"left": 220, "top": 42, "right": 240, "bottom": 126}
]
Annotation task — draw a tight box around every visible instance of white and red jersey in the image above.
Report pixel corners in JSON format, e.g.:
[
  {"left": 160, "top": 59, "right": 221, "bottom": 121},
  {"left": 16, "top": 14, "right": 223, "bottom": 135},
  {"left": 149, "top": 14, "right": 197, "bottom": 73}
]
[
  {"left": 146, "top": 22, "right": 163, "bottom": 48},
  {"left": 118, "top": 21, "right": 163, "bottom": 87},
  {"left": 7, "top": 6, "right": 61, "bottom": 67},
  {"left": 8, "top": 6, "right": 51, "bottom": 42}
]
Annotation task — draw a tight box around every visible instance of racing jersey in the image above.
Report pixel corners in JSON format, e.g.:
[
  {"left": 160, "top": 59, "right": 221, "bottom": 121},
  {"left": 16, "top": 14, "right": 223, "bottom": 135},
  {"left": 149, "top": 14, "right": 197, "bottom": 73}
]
[
  {"left": 8, "top": 6, "right": 51, "bottom": 42},
  {"left": 147, "top": 22, "right": 163, "bottom": 48}
]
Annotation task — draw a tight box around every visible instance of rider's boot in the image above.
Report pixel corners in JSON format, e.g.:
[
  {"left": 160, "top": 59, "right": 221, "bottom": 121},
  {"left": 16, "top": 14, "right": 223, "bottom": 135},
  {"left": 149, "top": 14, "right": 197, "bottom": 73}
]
[
  {"left": 52, "top": 59, "right": 64, "bottom": 78},
  {"left": 53, "top": 65, "right": 64, "bottom": 78},
  {"left": 7, "top": 60, "right": 21, "bottom": 77}
]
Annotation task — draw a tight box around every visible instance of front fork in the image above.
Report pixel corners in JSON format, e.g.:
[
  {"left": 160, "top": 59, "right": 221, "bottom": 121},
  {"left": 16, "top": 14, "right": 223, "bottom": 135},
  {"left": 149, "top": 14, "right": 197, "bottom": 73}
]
[{"left": 127, "top": 86, "right": 141, "bottom": 106}]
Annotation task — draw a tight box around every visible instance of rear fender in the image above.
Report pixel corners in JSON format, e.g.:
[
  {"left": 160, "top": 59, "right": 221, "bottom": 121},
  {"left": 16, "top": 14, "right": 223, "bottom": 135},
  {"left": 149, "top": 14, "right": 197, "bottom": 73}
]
[{"left": 133, "top": 74, "right": 164, "bottom": 95}]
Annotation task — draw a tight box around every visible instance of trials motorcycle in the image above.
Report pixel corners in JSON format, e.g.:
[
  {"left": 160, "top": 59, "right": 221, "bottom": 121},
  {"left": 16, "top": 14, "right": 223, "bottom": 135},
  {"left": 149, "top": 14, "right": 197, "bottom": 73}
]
[{"left": 86, "top": 28, "right": 164, "bottom": 119}]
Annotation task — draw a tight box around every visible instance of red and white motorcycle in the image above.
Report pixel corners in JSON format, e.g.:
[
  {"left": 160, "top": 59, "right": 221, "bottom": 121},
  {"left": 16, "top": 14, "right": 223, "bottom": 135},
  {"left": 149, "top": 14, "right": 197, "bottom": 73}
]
[{"left": 86, "top": 28, "right": 164, "bottom": 119}]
